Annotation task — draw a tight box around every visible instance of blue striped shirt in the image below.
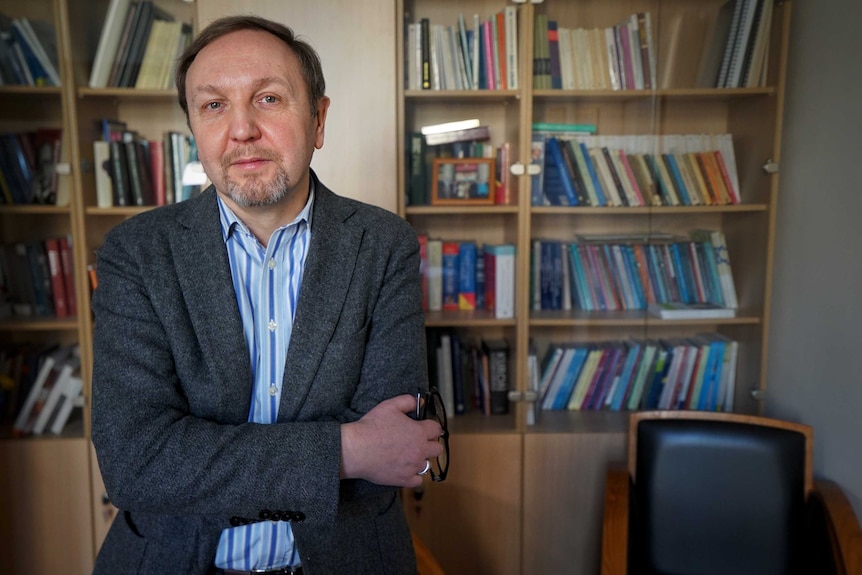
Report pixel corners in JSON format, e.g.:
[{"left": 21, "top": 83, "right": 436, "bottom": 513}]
[{"left": 213, "top": 188, "right": 313, "bottom": 571}]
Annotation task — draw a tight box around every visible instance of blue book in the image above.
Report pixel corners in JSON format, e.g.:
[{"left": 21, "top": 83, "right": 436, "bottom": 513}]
[
  {"left": 441, "top": 242, "right": 460, "bottom": 311},
  {"left": 545, "top": 137, "right": 578, "bottom": 205},
  {"left": 623, "top": 245, "right": 646, "bottom": 310},
  {"left": 552, "top": 346, "right": 589, "bottom": 410},
  {"left": 699, "top": 337, "right": 727, "bottom": 411},
  {"left": 663, "top": 153, "right": 693, "bottom": 205},
  {"left": 669, "top": 243, "right": 692, "bottom": 304},
  {"left": 458, "top": 241, "right": 477, "bottom": 310},
  {"left": 567, "top": 244, "right": 589, "bottom": 310},
  {"left": 475, "top": 245, "right": 486, "bottom": 310},
  {"left": 579, "top": 142, "right": 607, "bottom": 206},
  {"left": 643, "top": 343, "right": 673, "bottom": 410},
  {"left": 530, "top": 133, "right": 546, "bottom": 205},
  {"left": 697, "top": 241, "right": 724, "bottom": 306}
]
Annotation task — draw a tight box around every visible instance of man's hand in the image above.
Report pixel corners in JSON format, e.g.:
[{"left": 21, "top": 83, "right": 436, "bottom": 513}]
[{"left": 340, "top": 394, "right": 444, "bottom": 488}]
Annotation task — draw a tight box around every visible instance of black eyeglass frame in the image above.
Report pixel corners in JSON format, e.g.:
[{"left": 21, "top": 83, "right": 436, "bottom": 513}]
[{"left": 416, "top": 387, "right": 450, "bottom": 482}]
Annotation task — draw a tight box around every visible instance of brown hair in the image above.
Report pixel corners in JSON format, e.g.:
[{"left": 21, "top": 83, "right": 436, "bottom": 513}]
[{"left": 175, "top": 15, "right": 326, "bottom": 119}]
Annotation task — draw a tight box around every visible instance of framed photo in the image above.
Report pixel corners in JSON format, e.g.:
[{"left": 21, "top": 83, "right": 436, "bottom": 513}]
[{"left": 431, "top": 158, "right": 496, "bottom": 206}]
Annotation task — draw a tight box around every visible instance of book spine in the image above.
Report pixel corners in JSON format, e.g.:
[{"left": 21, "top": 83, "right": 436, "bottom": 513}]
[
  {"left": 441, "top": 241, "right": 460, "bottom": 311},
  {"left": 458, "top": 242, "right": 477, "bottom": 310}
]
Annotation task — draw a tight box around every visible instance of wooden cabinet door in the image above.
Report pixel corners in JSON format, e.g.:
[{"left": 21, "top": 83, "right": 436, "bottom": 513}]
[
  {"left": 522, "top": 432, "right": 626, "bottom": 575},
  {"left": 0, "top": 438, "right": 94, "bottom": 575},
  {"left": 405, "top": 432, "right": 523, "bottom": 575}
]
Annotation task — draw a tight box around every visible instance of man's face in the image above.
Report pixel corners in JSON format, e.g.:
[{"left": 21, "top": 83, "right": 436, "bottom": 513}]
[{"left": 184, "top": 29, "right": 329, "bottom": 208}]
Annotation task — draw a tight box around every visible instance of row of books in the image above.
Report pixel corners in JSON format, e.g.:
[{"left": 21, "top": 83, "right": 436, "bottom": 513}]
[
  {"left": 0, "top": 13, "right": 59, "bottom": 86},
  {"left": 3, "top": 344, "right": 83, "bottom": 437},
  {"left": 533, "top": 12, "right": 656, "bottom": 91},
  {"left": 0, "top": 129, "right": 67, "bottom": 206},
  {"left": 706, "top": 0, "right": 774, "bottom": 89},
  {"left": 532, "top": 133, "right": 741, "bottom": 207},
  {"left": 531, "top": 230, "right": 738, "bottom": 313},
  {"left": 94, "top": 118, "right": 201, "bottom": 208},
  {"left": 88, "top": 0, "right": 193, "bottom": 89},
  {"left": 534, "top": 334, "right": 738, "bottom": 413},
  {"left": 419, "top": 237, "right": 515, "bottom": 320},
  {"left": 0, "top": 237, "right": 76, "bottom": 320},
  {"left": 405, "top": 7, "right": 519, "bottom": 91},
  {"left": 427, "top": 329, "right": 510, "bottom": 417}
]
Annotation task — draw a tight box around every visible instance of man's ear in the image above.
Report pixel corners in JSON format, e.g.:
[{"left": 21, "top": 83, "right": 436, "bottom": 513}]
[{"left": 313, "top": 96, "right": 331, "bottom": 150}]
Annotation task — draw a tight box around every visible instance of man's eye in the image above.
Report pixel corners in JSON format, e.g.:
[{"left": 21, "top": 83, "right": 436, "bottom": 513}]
[
  {"left": 261, "top": 95, "right": 278, "bottom": 104},
  {"left": 205, "top": 102, "right": 221, "bottom": 110}
]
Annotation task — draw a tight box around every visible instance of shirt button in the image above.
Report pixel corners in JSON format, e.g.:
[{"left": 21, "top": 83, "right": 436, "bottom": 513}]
[
  {"left": 268, "top": 319, "right": 277, "bottom": 331},
  {"left": 268, "top": 258, "right": 276, "bottom": 270},
  {"left": 269, "top": 384, "right": 278, "bottom": 396}
]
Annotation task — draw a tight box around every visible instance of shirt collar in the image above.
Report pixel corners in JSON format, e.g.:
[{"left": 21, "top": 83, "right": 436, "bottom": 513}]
[{"left": 217, "top": 179, "right": 315, "bottom": 243}]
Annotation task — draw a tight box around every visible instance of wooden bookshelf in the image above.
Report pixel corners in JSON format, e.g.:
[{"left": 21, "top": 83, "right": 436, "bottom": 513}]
[
  {"left": 0, "top": 0, "right": 791, "bottom": 572},
  {"left": 398, "top": 0, "right": 791, "bottom": 572}
]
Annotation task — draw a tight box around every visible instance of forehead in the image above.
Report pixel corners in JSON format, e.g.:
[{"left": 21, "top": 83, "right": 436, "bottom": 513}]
[{"left": 187, "top": 28, "right": 303, "bottom": 90}]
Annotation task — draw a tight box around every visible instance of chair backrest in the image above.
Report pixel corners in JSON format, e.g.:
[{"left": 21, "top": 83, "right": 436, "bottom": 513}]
[{"left": 629, "top": 411, "right": 812, "bottom": 575}]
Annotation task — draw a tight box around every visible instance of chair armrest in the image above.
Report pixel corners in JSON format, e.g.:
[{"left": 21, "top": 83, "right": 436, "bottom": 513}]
[
  {"left": 412, "top": 528, "right": 446, "bottom": 575},
  {"left": 601, "top": 464, "right": 631, "bottom": 575},
  {"left": 813, "top": 479, "right": 862, "bottom": 575}
]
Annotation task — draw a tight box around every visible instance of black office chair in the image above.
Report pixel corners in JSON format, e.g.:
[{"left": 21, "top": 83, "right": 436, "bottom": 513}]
[{"left": 601, "top": 410, "right": 862, "bottom": 575}]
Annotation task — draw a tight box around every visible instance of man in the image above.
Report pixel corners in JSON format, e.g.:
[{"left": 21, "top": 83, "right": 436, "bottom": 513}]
[{"left": 91, "top": 15, "right": 441, "bottom": 575}]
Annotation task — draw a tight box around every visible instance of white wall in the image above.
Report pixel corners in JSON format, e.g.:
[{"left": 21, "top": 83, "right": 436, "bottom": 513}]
[{"left": 767, "top": 0, "right": 862, "bottom": 517}]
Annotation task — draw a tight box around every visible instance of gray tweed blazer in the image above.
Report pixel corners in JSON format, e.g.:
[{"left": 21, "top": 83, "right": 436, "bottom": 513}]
[{"left": 91, "top": 173, "right": 425, "bottom": 575}]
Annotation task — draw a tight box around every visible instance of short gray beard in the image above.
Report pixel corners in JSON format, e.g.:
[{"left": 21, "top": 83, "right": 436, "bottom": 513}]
[{"left": 222, "top": 165, "right": 290, "bottom": 208}]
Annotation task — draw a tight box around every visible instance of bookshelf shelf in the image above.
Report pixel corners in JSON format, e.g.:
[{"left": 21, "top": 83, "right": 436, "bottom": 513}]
[
  {"left": 528, "top": 310, "right": 761, "bottom": 327},
  {"left": 0, "top": 316, "right": 79, "bottom": 331},
  {"left": 85, "top": 206, "right": 150, "bottom": 217},
  {"left": 530, "top": 204, "right": 769, "bottom": 215},
  {"left": 406, "top": 205, "right": 519, "bottom": 215},
  {"left": 405, "top": 89, "right": 520, "bottom": 101},
  {"left": 0, "top": 205, "right": 72, "bottom": 215},
  {"left": 0, "top": 86, "right": 63, "bottom": 96},
  {"left": 76, "top": 87, "right": 178, "bottom": 99},
  {"left": 425, "top": 310, "right": 517, "bottom": 328}
]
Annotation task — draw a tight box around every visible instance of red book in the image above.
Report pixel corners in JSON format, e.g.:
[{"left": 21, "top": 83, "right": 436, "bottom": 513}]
[
  {"left": 57, "top": 236, "right": 76, "bottom": 316},
  {"left": 496, "top": 11, "right": 507, "bottom": 90},
  {"left": 149, "top": 139, "right": 166, "bottom": 206},
  {"left": 713, "top": 150, "right": 740, "bottom": 204},
  {"left": 43, "top": 238, "right": 68, "bottom": 318}
]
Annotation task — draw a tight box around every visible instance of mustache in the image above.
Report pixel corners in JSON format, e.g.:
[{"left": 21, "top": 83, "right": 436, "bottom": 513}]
[{"left": 222, "top": 147, "right": 279, "bottom": 166}]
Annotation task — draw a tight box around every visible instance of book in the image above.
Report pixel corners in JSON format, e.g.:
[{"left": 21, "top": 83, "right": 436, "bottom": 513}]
[
  {"left": 544, "top": 137, "right": 578, "bottom": 206},
  {"left": 42, "top": 238, "right": 68, "bottom": 318},
  {"left": 483, "top": 339, "right": 510, "bottom": 414},
  {"left": 57, "top": 235, "right": 76, "bottom": 317},
  {"left": 424, "top": 125, "right": 490, "bottom": 146},
  {"left": 458, "top": 241, "right": 477, "bottom": 310},
  {"left": 47, "top": 375, "right": 83, "bottom": 435},
  {"left": 648, "top": 302, "right": 736, "bottom": 320},
  {"left": 93, "top": 140, "right": 114, "bottom": 208},
  {"left": 485, "top": 244, "right": 515, "bottom": 319},
  {"left": 426, "top": 239, "right": 443, "bottom": 311},
  {"left": 441, "top": 241, "right": 460, "bottom": 311},
  {"left": 89, "top": 0, "right": 134, "bottom": 87},
  {"left": 12, "top": 345, "right": 74, "bottom": 436}
]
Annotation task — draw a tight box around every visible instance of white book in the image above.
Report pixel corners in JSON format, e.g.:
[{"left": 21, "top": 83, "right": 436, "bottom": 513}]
[
  {"left": 93, "top": 141, "right": 114, "bottom": 208},
  {"left": 438, "top": 334, "right": 456, "bottom": 417},
  {"left": 627, "top": 16, "right": 644, "bottom": 90},
  {"left": 505, "top": 5, "right": 518, "bottom": 90},
  {"left": 89, "top": 0, "right": 133, "bottom": 88},
  {"left": 48, "top": 375, "right": 83, "bottom": 435},
  {"left": 657, "top": 342, "right": 686, "bottom": 409},
  {"left": 542, "top": 346, "right": 576, "bottom": 410},
  {"left": 489, "top": 244, "right": 515, "bottom": 319},
  {"left": 604, "top": 27, "right": 621, "bottom": 90},
  {"left": 558, "top": 28, "right": 574, "bottom": 90},
  {"left": 426, "top": 239, "right": 443, "bottom": 311},
  {"left": 537, "top": 345, "right": 566, "bottom": 403},
  {"left": 710, "top": 231, "right": 739, "bottom": 309},
  {"left": 472, "top": 14, "right": 480, "bottom": 90},
  {"left": 33, "top": 357, "right": 79, "bottom": 435},
  {"left": 12, "top": 346, "right": 74, "bottom": 435}
]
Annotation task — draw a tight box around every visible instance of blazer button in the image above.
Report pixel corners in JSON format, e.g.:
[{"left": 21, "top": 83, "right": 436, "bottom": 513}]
[
  {"left": 270, "top": 510, "right": 282, "bottom": 521},
  {"left": 291, "top": 512, "right": 306, "bottom": 522},
  {"left": 259, "top": 509, "right": 272, "bottom": 521},
  {"left": 229, "top": 516, "right": 243, "bottom": 527}
]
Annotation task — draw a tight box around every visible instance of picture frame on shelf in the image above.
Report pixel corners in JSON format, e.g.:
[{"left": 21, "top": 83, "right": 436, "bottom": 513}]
[{"left": 431, "top": 158, "right": 495, "bottom": 206}]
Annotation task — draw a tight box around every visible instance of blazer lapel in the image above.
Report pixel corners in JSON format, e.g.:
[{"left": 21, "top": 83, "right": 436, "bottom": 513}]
[
  {"left": 172, "top": 190, "right": 253, "bottom": 423},
  {"left": 278, "top": 181, "right": 362, "bottom": 421}
]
